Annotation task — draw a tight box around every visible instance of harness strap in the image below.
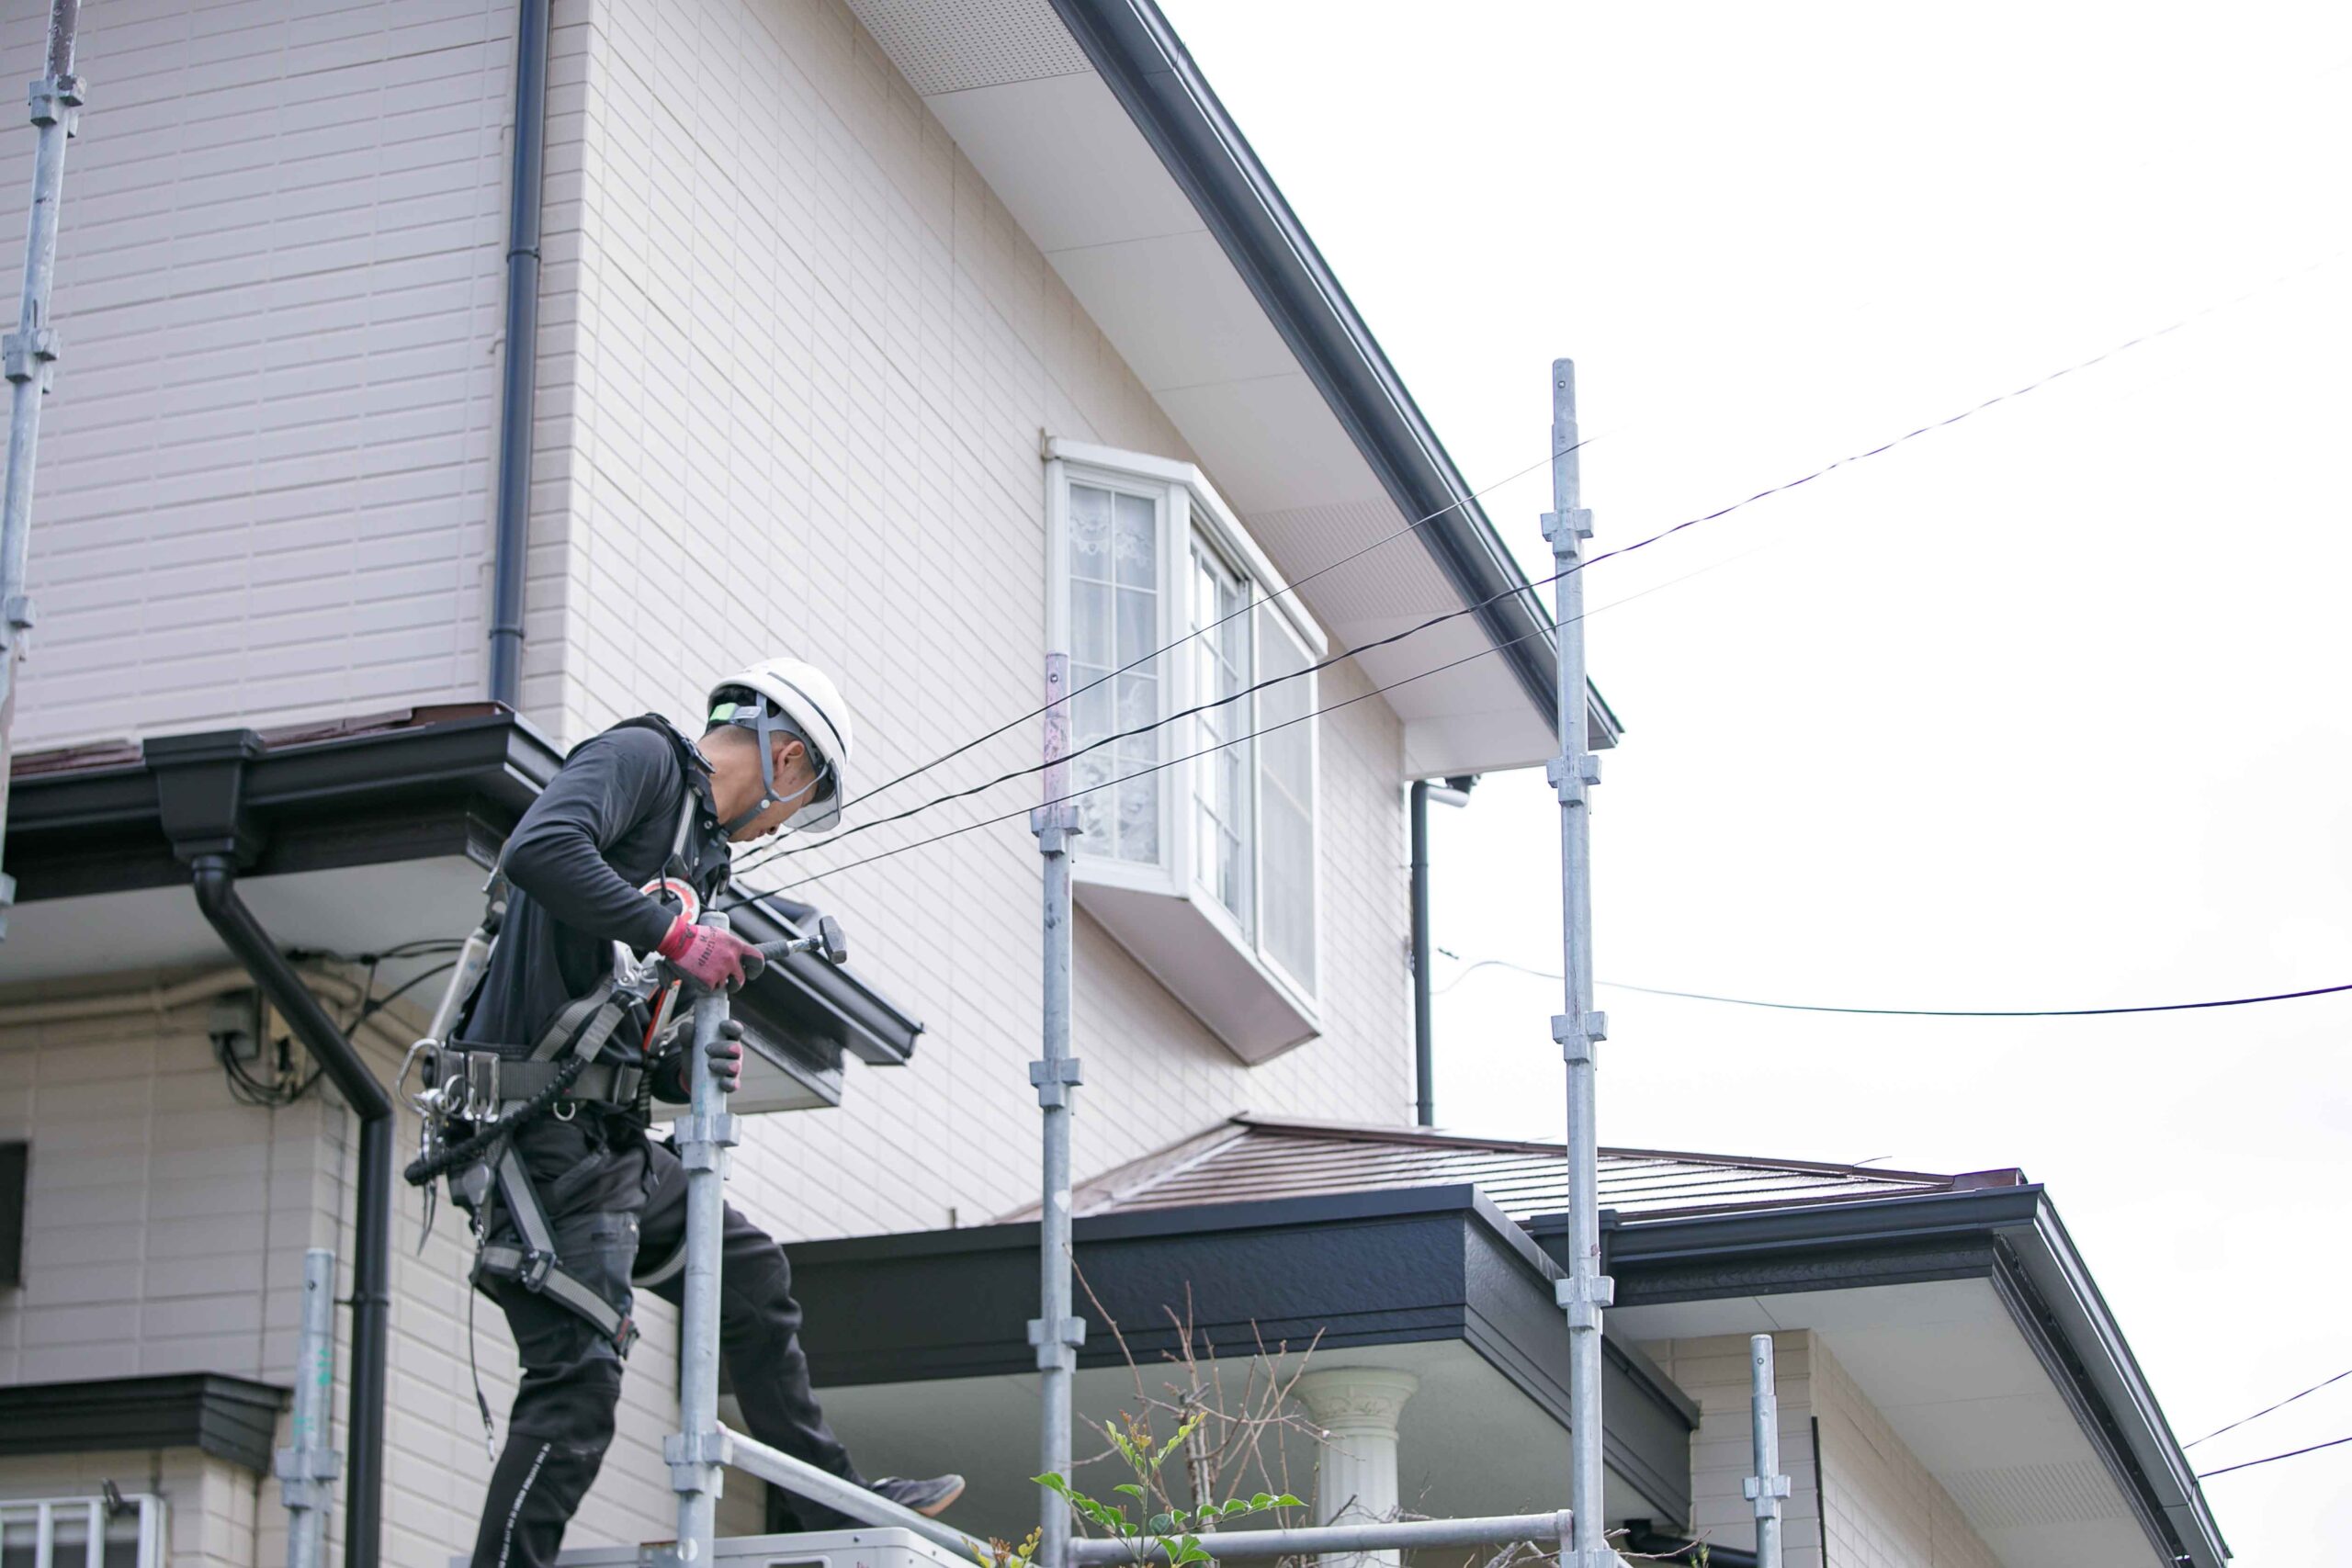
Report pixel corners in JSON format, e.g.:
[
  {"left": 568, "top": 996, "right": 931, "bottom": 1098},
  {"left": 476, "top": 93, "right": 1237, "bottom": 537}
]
[
  {"left": 475, "top": 1244, "right": 638, "bottom": 1353},
  {"left": 631, "top": 1238, "right": 688, "bottom": 1291},
  {"left": 481, "top": 1150, "right": 640, "bottom": 1354}
]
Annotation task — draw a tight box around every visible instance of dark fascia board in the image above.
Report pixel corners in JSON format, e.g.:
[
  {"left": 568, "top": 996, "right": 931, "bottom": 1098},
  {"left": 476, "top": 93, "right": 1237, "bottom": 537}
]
[
  {"left": 781, "top": 1184, "right": 1693, "bottom": 1521},
  {"left": 0, "top": 1372, "right": 287, "bottom": 1472},
  {"left": 6, "top": 709, "right": 922, "bottom": 1070},
  {"left": 1048, "top": 0, "right": 1619, "bottom": 752},
  {"left": 1558, "top": 1188, "right": 2225, "bottom": 1568}
]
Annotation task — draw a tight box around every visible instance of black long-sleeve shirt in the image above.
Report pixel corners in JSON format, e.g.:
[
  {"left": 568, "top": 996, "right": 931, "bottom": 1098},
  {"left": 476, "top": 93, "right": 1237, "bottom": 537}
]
[{"left": 458, "top": 719, "right": 728, "bottom": 1061}]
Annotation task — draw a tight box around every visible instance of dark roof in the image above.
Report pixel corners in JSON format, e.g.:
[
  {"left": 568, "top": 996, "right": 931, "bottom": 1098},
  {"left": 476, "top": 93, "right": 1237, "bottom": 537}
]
[
  {"left": 6, "top": 705, "right": 922, "bottom": 1070},
  {"left": 1041, "top": 1113, "right": 2018, "bottom": 1224}
]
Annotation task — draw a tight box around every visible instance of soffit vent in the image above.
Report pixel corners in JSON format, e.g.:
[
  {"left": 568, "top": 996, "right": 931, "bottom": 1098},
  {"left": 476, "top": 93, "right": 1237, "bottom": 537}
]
[
  {"left": 846, "top": 0, "right": 1091, "bottom": 96},
  {"left": 1943, "top": 1459, "right": 2133, "bottom": 1531}
]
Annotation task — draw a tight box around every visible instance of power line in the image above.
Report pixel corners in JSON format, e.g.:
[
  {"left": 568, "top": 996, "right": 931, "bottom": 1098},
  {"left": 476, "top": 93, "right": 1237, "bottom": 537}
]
[
  {"left": 2197, "top": 1432, "right": 2352, "bottom": 1480},
  {"left": 1437, "top": 958, "right": 2351, "bottom": 1018},
  {"left": 2185, "top": 1367, "right": 2352, "bottom": 1449},
  {"left": 829, "top": 446, "right": 1576, "bottom": 820},
  {"left": 1595, "top": 979, "right": 2352, "bottom": 1017},
  {"left": 735, "top": 257, "right": 2331, "bottom": 885}
]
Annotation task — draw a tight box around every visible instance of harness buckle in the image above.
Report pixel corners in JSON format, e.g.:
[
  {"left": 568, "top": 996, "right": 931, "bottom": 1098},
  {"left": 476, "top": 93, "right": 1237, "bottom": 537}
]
[
  {"left": 518, "top": 1249, "right": 555, "bottom": 1292},
  {"left": 613, "top": 1314, "right": 639, "bottom": 1355}
]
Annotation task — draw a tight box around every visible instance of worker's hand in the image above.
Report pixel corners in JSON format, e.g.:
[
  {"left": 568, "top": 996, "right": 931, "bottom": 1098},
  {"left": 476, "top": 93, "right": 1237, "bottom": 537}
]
[
  {"left": 657, "top": 917, "right": 767, "bottom": 992},
  {"left": 707, "top": 1019, "right": 744, "bottom": 1095}
]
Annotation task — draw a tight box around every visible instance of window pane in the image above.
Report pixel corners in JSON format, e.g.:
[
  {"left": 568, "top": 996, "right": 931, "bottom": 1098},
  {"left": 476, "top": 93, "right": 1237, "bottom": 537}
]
[
  {"left": 1191, "top": 539, "right": 1253, "bottom": 932},
  {"left": 1256, "top": 605, "right": 1316, "bottom": 990},
  {"left": 1065, "top": 479, "right": 1160, "bottom": 866}
]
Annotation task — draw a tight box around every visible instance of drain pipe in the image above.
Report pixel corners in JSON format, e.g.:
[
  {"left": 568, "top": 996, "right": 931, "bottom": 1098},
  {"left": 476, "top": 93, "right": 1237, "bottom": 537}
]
[
  {"left": 486, "top": 0, "right": 550, "bottom": 708},
  {"left": 1620, "top": 1520, "right": 1758, "bottom": 1568},
  {"left": 193, "top": 856, "right": 390, "bottom": 1568},
  {"left": 1408, "top": 775, "right": 1474, "bottom": 1126}
]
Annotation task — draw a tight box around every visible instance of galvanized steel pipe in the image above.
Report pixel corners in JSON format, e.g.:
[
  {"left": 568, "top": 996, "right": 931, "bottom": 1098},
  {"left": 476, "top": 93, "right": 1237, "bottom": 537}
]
[
  {"left": 1065, "top": 1509, "right": 1576, "bottom": 1564},
  {"left": 667, "top": 915, "right": 740, "bottom": 1560},
  {"left": 278, "top": 1248, "right": 341, "bottom": 1568},
  {"left": 1031, "top": 650, "right": 1085, "bottom": 1568}
]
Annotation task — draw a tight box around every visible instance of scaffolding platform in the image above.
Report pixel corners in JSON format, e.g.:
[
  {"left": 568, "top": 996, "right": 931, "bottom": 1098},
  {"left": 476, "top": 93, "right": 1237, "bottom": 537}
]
[{"left": 456, "top": 1526, "right": 977, "bottom": 1568}]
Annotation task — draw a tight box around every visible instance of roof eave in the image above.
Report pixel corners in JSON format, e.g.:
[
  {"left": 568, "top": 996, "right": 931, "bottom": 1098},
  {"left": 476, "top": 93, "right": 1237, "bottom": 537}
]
[{"left": 1047, "top": 0, "right": 1619, "bottom": 750}]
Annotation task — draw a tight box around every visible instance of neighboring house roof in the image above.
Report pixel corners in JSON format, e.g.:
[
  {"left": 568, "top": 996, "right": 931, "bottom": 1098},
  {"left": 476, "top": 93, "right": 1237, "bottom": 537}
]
[
  {"left": 842, "top": 0, "right": 1615, "bottom": 774},
  {"left": 1022, "top": 1114, "right": 2225, "bottom": 1568},
  {"left": 1036, "top": 1113, "right": 2004, "bottom": 1224}
]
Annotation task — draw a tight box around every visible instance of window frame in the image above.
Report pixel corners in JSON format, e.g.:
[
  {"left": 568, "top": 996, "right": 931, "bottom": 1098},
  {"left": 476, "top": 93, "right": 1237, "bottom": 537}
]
[
  {"left": 1045, "top": 437, "right": 1328, "bottom": 1049},
  {"left": 0, "top": 1494, "right": 168, "bottom": 1568}
]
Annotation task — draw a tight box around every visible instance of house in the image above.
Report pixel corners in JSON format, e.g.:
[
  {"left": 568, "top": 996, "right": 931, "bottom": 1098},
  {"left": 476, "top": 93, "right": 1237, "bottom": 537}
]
[{"left": 0, "top": 2, "right": 2223, "bottom": 1568}]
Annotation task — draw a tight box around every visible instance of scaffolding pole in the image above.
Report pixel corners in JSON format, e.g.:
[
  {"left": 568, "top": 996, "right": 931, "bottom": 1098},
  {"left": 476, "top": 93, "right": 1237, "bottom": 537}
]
[
  {"left": 277, "top": 1248, "right": 341, "bottom": 1568},
  {"left": 0, "top": 0, "right": 85, "bottom": 937},
  {"left": 1544, "top": 360, "right": 1618, "bottom": 1568},
  {"left": 1746, "top": 1336, "right": 1789, "bottom": 1568},
  {"left": 665, "top": 914, "right": 742, "bottom": 1563},
  {"left": 1030, "top": 649, "right": 1085, "bottom": 1568}
]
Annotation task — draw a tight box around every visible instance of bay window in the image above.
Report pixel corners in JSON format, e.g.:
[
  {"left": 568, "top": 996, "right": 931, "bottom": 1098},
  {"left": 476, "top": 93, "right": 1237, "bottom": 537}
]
[{"left": 1046, "top": 438, "right": 1324, "bottom": 1060}]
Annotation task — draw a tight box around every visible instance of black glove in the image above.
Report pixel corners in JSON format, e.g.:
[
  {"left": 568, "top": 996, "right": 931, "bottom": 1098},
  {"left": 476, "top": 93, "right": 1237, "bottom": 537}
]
[{"left": 650, "top": 1019, "right": 745, "bottom": 1100}]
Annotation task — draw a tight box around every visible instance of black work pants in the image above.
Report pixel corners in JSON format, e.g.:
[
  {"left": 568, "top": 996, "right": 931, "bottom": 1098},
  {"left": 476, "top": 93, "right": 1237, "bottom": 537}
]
[{"left": 469, "top": 1112, "right": 863, "bottom": 1568}]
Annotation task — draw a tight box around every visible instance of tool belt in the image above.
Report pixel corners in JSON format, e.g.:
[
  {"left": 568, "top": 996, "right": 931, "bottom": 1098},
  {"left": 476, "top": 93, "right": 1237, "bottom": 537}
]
[{"left": 430, "top": 1047, "right": 648, "bottom": 1120}]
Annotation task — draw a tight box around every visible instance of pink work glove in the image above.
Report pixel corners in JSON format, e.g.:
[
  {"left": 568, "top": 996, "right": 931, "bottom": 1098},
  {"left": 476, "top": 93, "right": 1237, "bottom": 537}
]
[{"left": 657, "top": 917, "right": 766, "bottom": 992}]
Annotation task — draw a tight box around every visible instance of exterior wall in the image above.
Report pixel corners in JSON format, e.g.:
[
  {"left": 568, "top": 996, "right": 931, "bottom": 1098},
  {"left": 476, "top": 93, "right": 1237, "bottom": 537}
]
[
  {"left": 1641, "top": 1331, "right": 1826, "bottom": 1568},
  {"left": 0, "top": 979, "right": 765, "bottom": 1568},
  {"left": 1639, "top": 1333, "right": 2004, "bottom": 1568},
  {"left": 2, "top": 0, "right": 535, "bottom": 750},
  {"left": 0, "top": 1447, "right": 256, "bottom": 1568},
  {"left": 1813, "top": 1338, "right": 2002, "bottom": 1568}
]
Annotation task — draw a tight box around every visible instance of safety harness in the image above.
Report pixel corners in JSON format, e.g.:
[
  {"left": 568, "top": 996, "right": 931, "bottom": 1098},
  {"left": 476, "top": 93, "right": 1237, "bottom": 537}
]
[{"left": 401, "top": 716, "right": 722, "bottom": 1358}]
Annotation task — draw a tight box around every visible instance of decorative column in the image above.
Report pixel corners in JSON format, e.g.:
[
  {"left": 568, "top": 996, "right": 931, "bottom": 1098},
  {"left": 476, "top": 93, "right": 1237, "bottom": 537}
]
[{"left": 1292, "top": 1368, "right": 1421, "bottom": 1568}]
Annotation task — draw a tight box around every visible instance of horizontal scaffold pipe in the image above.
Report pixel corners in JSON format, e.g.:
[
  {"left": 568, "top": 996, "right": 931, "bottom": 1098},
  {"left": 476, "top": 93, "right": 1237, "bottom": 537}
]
[
  {"left": 715, "top": 1425, "right": 990, "bottom": 1559},
  {"left": 1065, "top": 1510, "right": 1576, "bottom": 1564}
]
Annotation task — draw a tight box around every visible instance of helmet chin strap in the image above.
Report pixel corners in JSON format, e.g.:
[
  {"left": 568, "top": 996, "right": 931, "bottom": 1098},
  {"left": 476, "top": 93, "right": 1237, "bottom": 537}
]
[{"left": 720, "top": 707, "right": 830, "bottom": 837}]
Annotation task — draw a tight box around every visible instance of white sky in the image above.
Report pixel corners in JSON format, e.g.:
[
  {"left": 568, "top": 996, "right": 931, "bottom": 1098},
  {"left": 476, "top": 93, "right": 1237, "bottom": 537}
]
[{"left": 1158, "top": 3, "right": 2350, "bottom": 1562}]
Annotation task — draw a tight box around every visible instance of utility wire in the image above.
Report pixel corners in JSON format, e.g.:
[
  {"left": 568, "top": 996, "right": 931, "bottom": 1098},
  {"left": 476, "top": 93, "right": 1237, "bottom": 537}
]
[
  {"left": 726, "top": 553, "right": 1764, "bottom": 905},
  {"left": 2197, "top": 1432, "right": 2352, "bottom": 1480},
  {"left": 830, "top": 447, "right": 1576, "bottom": 818},
  {"left": 1436, "top": 960, "right": 2352, "bottom": 1017},
  {"left": 734, "top": 256, "right": 2331, "bottom": 885},
  {"left": 2185, "top": 1367, "right": 2352, "bottom": 1449}
]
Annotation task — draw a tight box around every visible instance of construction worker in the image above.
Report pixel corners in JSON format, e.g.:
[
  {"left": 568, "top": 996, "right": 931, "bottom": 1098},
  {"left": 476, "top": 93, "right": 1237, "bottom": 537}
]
[{"left": 453, "top": 656, "right": 961, "bottom": 1568}]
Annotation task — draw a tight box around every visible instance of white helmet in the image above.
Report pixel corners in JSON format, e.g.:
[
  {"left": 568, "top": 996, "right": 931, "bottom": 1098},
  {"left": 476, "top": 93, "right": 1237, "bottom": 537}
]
[{"left": 707, "top": 656, "right": 855, "bottom": 836}]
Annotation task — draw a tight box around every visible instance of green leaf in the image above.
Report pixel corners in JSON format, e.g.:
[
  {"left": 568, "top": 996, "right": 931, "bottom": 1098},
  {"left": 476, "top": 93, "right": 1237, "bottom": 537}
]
[
  {"left": 1249, "top": 1495, "right": 1272, "bottom": 1511},
  {"left": 1113, "top": 1484, "right": 1146, "bottom": 1500},
  {"left": 1035, "top": 1474, "right": 1069, "bottom": 1492},
  {"left": 1220, "top": 1500, "right": 1248, "bottom": 1517},
  {"left": 1147, "top": 1513, "right": 1178, "bottom": 1536},
  {"left": 1275, "top": 1495, "right": 1303, "bottom": 1509}
]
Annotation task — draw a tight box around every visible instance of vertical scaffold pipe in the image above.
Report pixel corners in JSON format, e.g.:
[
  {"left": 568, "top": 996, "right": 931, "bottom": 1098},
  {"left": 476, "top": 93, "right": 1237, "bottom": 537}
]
[
  {"left": 1544, "top": 360, "right": 1616, "bottom": 1568},
  {"left": 0, "top": 0, "right": 85, "bottom": 932},
  {"left": 277, "top": 1248, "right": 341, "bottom": 1568},
  {"left": 666, "top": 917, "right": 741, "bottom": 1562},
  {"left": 1747, "top": 1335, "right": 1789, "bottom": 1568},
  {"left": 1030, "top": 651, "right": 1085, "bottom": 1568}
]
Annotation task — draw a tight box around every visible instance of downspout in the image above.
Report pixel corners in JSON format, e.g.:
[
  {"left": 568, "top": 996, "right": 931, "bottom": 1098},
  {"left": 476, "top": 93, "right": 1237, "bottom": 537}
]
[
  {"left": 487, "top": 0, "right": 550, "bottom": 708},
  {"left": 1408, "top": 775, "right": 1474, "bottom": 1127},
  {"left": 149, "top": 733, "right": 390, "bottom": 1568}
]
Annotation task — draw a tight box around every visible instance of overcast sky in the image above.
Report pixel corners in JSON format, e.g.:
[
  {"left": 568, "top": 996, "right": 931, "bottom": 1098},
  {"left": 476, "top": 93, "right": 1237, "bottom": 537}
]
[{"left": 1159, "top": 2, "right": 2349, "bottom": 1561}]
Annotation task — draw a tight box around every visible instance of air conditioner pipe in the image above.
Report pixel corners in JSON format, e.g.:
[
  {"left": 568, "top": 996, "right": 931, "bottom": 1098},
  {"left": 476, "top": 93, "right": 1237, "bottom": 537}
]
[
  {"left": 486, "top": 0, "right": 550, "bottom": 708},
  {"left": 190, "top": 855, "right": 390, "bottom": 1568},
  {"left": 1408, "top": 773, "right": 1474, "bottom": 1126}
]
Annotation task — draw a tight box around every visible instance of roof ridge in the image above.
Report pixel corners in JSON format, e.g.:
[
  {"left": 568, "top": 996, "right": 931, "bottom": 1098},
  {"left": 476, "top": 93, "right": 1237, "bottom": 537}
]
[{"left": 1227, "top": 1113, "right": 1961, "bottom": 1184}]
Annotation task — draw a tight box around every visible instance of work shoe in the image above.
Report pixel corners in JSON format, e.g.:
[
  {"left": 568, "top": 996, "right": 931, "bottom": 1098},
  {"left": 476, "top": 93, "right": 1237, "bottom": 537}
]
[{"left": 872, "top": 1474, "right": 965, "bottom": 1517}]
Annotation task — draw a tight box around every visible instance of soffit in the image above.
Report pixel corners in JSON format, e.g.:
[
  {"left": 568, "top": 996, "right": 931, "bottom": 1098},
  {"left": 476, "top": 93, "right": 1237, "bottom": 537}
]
[
  {"left": 846, "top": 0, "right": 1570, "bottom": 773},
  {"left": 1612, "top": 1280, "right": 2166, "bottom": 1568}
]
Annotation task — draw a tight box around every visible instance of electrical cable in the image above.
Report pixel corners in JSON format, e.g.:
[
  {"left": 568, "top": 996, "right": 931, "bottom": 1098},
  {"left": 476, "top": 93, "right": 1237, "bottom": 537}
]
[
  {"left": 724, "top": 553, "right": 1726, "bottom": 904},
  {"left": 2197, "top": 1432, "right": 2352, "bottom": 1479},
  {"left": 831, "top": 446, "right": 1577, "bottom": 819},
  {"left": 354, "top": 961, "right": 458, "bottom": 1027},
  {"left": 1435, "top": 959, "right": 2352, "bottom": 1018},
  {"left": 731, "top": 254, "right": 2335, "bottom": 885},
  {"left": 2184, "top": 1366, "right": 2352, "bottom": 1449}
]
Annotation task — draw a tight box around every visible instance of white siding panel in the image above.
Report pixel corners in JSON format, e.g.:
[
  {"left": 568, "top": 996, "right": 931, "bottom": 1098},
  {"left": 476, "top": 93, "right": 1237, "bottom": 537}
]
[{"left": 2, "top": 0, "right": 529, "bottom": 749}]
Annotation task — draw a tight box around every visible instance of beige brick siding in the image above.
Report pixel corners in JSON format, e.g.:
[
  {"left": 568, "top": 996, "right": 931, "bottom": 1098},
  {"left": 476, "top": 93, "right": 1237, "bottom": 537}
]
[
  {"left": 1642, "top": 1332, "right": 1826, "bottom": 1568},
  {"left": 0, "top": 1448, "right": 256, "bottom": 1568},
  {"left": 1813, "top": 1338, "right": 2001, "bottom": 1568},
  {"left": 1640, "top": 1333, "right": 2004, "bottom": 1568}
]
